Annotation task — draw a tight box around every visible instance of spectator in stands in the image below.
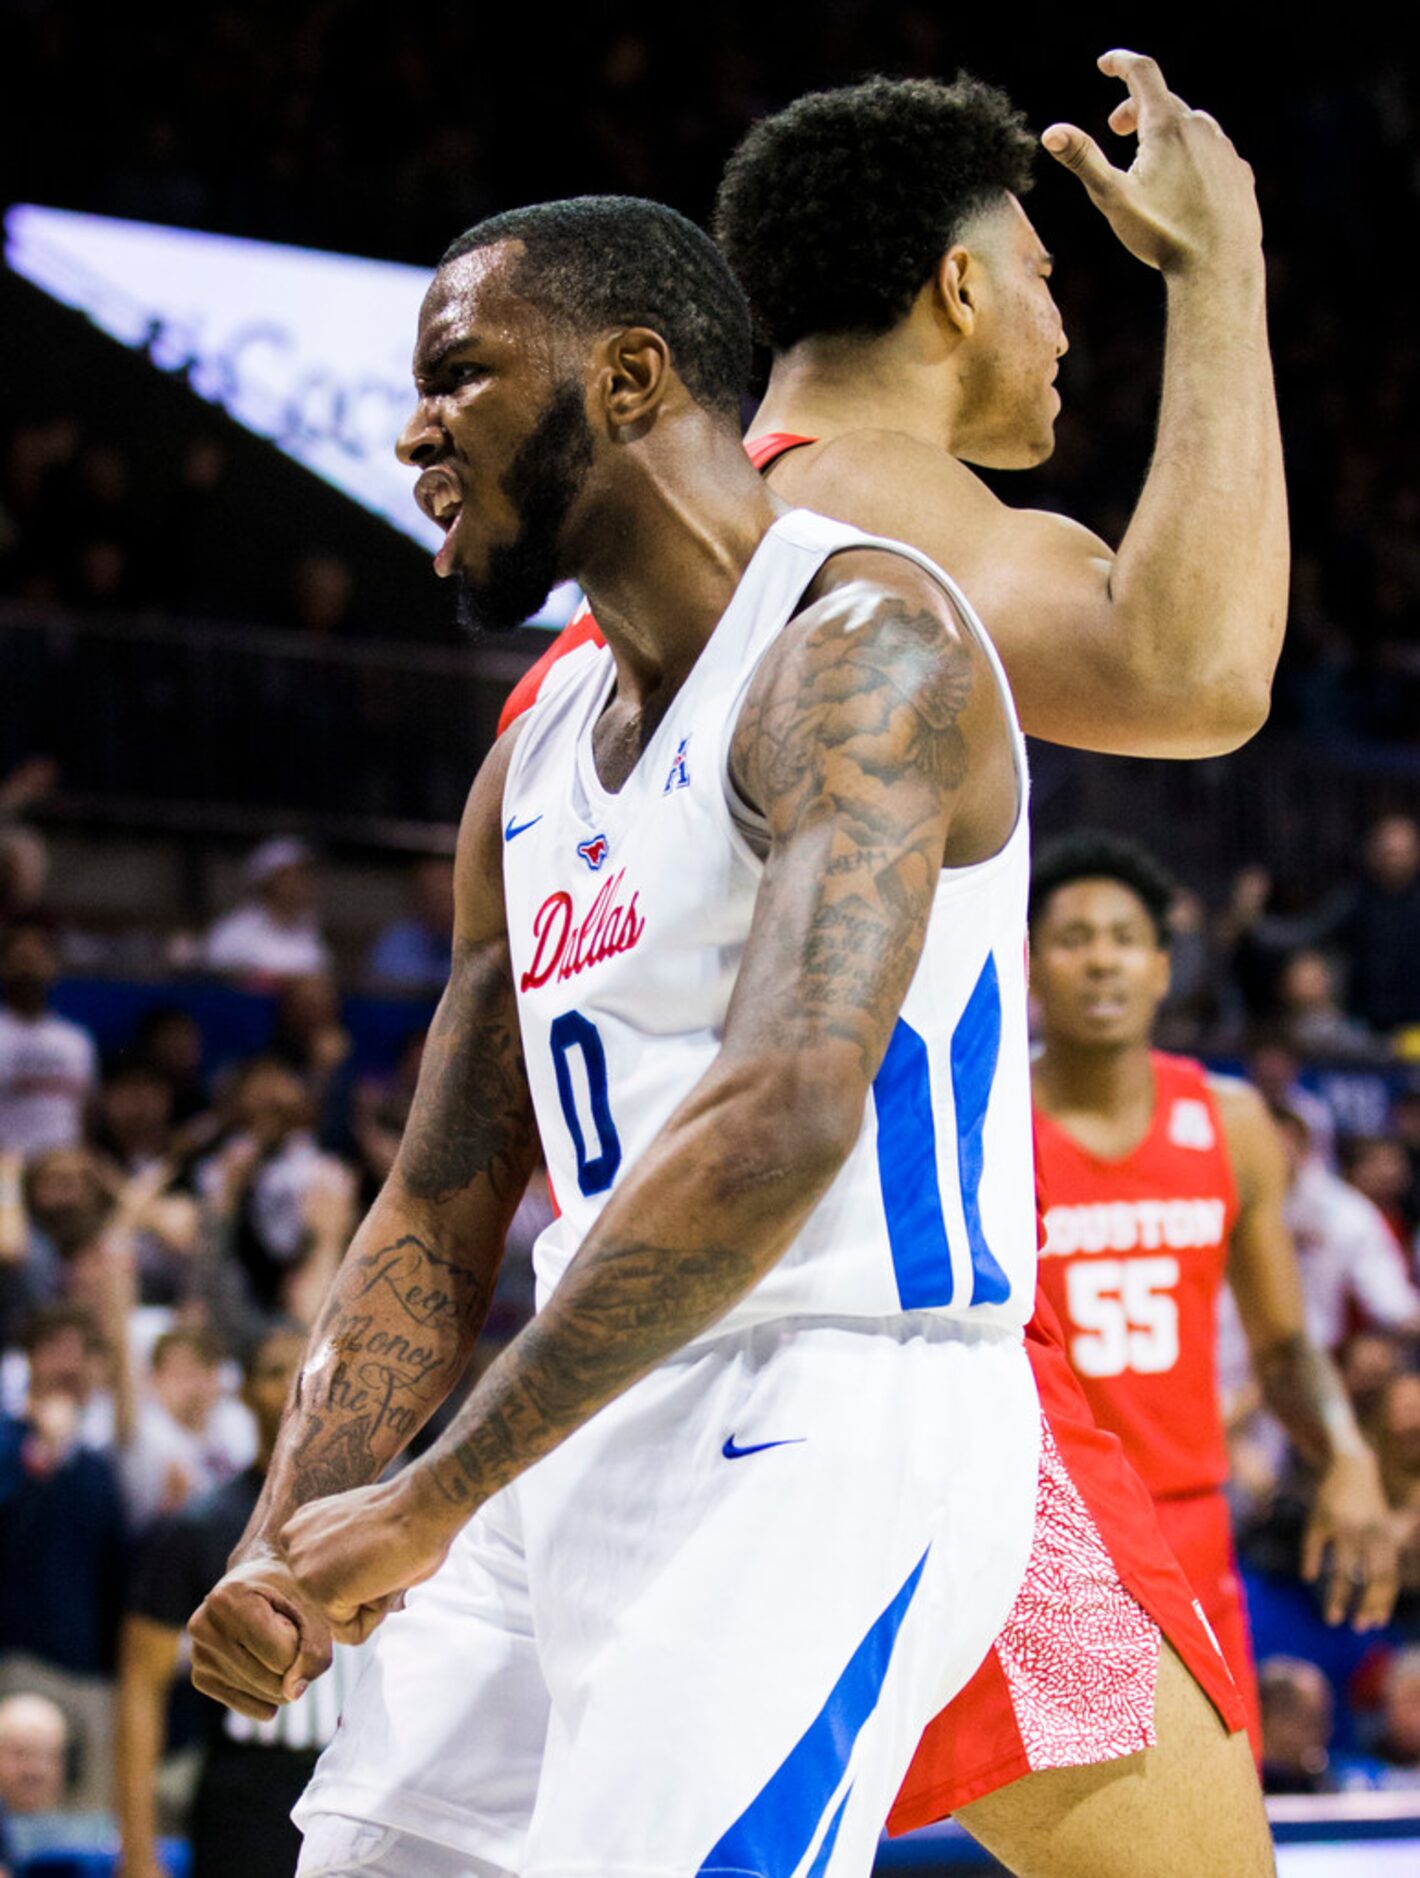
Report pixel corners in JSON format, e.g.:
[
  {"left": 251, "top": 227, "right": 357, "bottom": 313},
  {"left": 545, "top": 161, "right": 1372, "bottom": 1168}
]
[
  {"left": 0, "top": 417, "right": 80, "bottom": 602},
  {"left": 0, "top": 759, "right": 55, "bottom": 933},
  {"left": 1341, "top": 816, "right": 1420, "bottom": 1039},
  {"left": 1276, "top": 1107, "right": 1420, "bottom": 1349},
  {"left": 1154, "top": 883, "right": 1241, "bottom": 1051},
  {"left": 91, "top": 1061, "right": 173, "bottom": 1178},
  {"left": 1276, "top": 948, "right": 1379, "bottom": 1061},
  {"left": 0, "top": 826, "right": 47, "bottom": 930},
  {"left": 286, "top": 551, "right": 355, "bottom": 638},
  {"left": 348, "top": 1026, "right": 423, "bottom": 1202},
  {"left": 64, "top": 443, "right": 141, "bottom": 606},
  {"left": 1224, "top": 819, "right": 1420, "bottom": 1042},
  {"left": 0, "top": 1307, "right": 126, "bottom": 1809},
  {"left": 203, "top": 838, "right": 331, "bottom": 983},
  {"left": 1220, "top": 1108, "right": 1420, "bottom": 1521},
  {"left": 131, "top": 1006, "right": 211, "bottom": 1131},
  {"left": 0, "top": 1303, "right": 102, "bottom": 1438},
  {"left": 1342, "top": 1330, "right": 1408, "bottom": 1439},
  {"left": 0, "top": 1693, "right": 69, "bottom": 1814},
  {"left": 0, "top": 924, "right": 97, "bottom": 1153},
  {"left": 1376, "top": 1371, "right": 1420, "bottom": 1519},
  {"left": 0, "top": 1153, "right": 35, "bottom": 1355},
  {"left": 0, "top": 1148, "right": 110, "bottom": 1350},
  {"left": 1220, "top": 864, "right": 1297, "bottom": 1021},
  {"left": 367, "top": 857, "right": 455, "bottom": 990},
  {"left": 1390, "top": 1086, "right": 1420, "bottom": 1202},
  {"left": 269, "top": 971, "right": 353, "bottom": 1146},
  {"left": 86, "top": 1068, "right": 206, "bottom": 1304},
  {"left": 1246, "top": 1033, "right": 1337, "bottom": 1165},
  {"left": 1342, "top": 1134, "right": 1419, "bottom": 1248},
  {"left": 1258, "top": 1656, "right": 1336, "bottom": 1793},
  {"left": 119, "top": 1328, "right": 256, "bottom": 1531},
  {"left": 1375, "top": 1649, "right": 1420, "bottom": 1786},
  {"left": 117, "top": 1324, "right": 353, "bottom": 1878},
  {"left": 197, "top": 1057, "right": 353, "bottom": 1326},
  {"left": 1336, "top": 1647, "right": 1420, "bottom": 1789},
  {"left": 21, "top": 1149, "right": 109, "bottom": 1271}
]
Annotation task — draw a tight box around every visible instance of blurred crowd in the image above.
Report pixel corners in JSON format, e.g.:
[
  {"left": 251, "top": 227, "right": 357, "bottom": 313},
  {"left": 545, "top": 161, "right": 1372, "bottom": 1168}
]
[
  {"left": 4, "top": 9, "right": 1420, "bottom": 742},
  {"left": 0, "top": 792, "right": 548, "bottom": 1866},
  {"left": 0, "top": 420, "right": 368, "bottom": 641}
]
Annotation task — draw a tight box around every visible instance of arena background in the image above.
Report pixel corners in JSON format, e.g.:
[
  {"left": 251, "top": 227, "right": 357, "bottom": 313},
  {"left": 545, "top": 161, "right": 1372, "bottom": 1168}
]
[{"left": 1, "top": 3, "right": 1419, "bottom": 1872}]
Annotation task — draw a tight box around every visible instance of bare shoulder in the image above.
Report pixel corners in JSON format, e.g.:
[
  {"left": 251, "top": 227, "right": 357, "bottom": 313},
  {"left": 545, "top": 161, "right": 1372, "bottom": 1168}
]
[
  {"left": 452, "top": 718, "right": 528, "bottom": 946},
  {"left": 732, "top": 547, "right": 989, "bottom": 826},
  {"left": 757, "top": 545, "right": 978, "bottom": 723},
  {"left": 1208, "top": 1073, "right": 1284, "bottom": 1193},
  {"left": 1207, "top": 1072, "right": 1270, "bottom": 1128},
  {"left": 765, "top": 428, "right": 1000, "bottom": 536},
  {"left": 766, "top": 429, "right": 1110, "bottom": 558}
]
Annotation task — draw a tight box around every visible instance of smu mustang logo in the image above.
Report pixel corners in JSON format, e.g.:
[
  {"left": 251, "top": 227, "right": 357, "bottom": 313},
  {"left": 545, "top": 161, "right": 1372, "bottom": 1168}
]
[
  {"left": 521, "top": 869, "right": 645, "bottom": 991},
  {"left": 576, "top": 833, "right": 610, "bottom": 872}
]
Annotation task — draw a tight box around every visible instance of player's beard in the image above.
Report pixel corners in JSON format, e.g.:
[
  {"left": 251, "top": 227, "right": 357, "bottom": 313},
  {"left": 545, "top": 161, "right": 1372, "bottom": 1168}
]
[{"left": 454, "top": 381, "right": 594, "bottom": 638}]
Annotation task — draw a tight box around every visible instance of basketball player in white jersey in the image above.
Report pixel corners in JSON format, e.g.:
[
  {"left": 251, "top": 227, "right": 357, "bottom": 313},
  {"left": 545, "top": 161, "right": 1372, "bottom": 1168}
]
[{"left": 189, "top": 196, "right": 1046, "bottom": 1878}]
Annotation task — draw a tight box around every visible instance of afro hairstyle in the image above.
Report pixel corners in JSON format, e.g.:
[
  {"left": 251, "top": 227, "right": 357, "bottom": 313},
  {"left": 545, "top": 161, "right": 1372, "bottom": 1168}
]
[{"left": 714, "top": 74, "right": 1036, "bottom": 352}]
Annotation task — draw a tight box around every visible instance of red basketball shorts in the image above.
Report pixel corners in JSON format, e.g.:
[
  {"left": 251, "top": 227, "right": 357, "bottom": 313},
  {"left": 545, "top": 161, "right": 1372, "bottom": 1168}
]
[
  {"left": 1153, "top": 1486, "right": 1262, "bottom": 1758},
  {"left": 889, "top": 1306, "right": 1248, "bottom": 1830}
]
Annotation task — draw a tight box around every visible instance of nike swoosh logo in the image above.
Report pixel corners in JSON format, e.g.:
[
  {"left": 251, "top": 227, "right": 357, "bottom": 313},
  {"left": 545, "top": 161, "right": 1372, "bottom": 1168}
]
[
  {"left": 721, "top": 1435, "right": 806, "bottom": 1460},
  {"left": 504, "top": 814, "right": 543, "bottom": 841}
]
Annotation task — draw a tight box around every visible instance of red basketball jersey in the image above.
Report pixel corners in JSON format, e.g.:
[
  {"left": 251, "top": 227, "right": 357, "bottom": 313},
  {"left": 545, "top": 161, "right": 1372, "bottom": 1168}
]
[{"left": 1033, "top": 1053, "right": 1240, "bottom": 1499}]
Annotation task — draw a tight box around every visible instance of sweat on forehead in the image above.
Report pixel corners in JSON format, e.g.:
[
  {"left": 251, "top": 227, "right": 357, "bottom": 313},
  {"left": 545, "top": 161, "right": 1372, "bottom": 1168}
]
[
  {"left": 415, "top": 244, "right": 559, "bottom": 366},
  {"left": 428, "top": 195, "right": 752, "bottom": 419}
]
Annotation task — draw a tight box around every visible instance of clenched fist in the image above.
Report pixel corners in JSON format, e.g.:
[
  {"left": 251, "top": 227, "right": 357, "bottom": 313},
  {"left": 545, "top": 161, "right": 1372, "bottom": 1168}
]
[
  {"left": 189, "top": 1550, "right": 334, "bottom": 1720},
  {"left": 278, "top": 1472, "right": 456, "bottom": 1644}
]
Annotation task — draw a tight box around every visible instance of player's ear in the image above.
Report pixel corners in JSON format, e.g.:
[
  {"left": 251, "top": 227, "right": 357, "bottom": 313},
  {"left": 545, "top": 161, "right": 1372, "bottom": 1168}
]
[
  {"left": 595, "top": 327, "right": 674, "bottom": 437},
  {"left": 934, "top": 246, "right": 977, "bottom": 338}
]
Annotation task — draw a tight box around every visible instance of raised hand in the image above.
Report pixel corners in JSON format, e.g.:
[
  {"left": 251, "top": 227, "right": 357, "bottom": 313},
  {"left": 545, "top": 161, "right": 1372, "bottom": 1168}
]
[{"left": 1042, "top": 49, "right": 1262, "bottom": 276}]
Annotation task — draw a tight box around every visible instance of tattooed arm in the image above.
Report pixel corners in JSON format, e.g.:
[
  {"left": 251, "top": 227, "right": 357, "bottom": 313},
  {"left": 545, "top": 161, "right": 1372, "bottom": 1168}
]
[
  {"left": 1217, "top": 1078, "right": 1399, "bottom": 1629},
  {"left": 278, "top": 551, "right": 1017, "bottom": 1636},
  {"left": 188, "top": 733, "right": 539, "bottom": 1717}
]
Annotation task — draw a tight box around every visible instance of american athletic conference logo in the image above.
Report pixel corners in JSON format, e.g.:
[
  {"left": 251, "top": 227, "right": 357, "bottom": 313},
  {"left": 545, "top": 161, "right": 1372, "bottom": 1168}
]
[
  {"left": 576, "top": 833, "right": 610, "bottom": 872},
  {"left": 521, "top": 870, "right": 645, "bottom": 991},
  {"left": 663, "top": 736, "right": 691, "bottom": 794}
]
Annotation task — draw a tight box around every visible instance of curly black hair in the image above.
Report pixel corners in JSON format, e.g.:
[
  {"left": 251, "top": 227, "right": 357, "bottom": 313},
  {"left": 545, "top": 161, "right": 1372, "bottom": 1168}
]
[
  {"left": 714, "top": 75, "right": 1036, "bottom": 353},
  {"left": 1028, "top": 832, "right": 1178, "bottom": 947},
  {"left": 441, "top": 196, "right": 750, "bottom": 422}
]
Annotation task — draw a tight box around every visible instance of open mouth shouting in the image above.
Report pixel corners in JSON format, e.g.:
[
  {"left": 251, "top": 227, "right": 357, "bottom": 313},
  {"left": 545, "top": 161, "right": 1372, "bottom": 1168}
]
[{"left": 416, "top": 466, "right": 466, "bottom": 577}]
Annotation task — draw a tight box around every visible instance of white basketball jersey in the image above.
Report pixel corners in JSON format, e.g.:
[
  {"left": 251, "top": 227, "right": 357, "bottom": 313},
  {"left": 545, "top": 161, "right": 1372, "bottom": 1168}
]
[{"left": 501, "top": 508, "right": 1036, "bottom": 1337}]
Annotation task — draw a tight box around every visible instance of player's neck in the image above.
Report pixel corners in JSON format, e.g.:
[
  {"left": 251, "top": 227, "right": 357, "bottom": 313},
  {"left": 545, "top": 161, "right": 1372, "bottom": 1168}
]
[
  {"left": 754, "top": 328, "right": 964, "bottom": 456},
  {"left": 1033, "top": 1038, "right": 1157, "bottom": 1131},
  {"left": 574, "top": 425, "right": 777, "bottom": 709}
]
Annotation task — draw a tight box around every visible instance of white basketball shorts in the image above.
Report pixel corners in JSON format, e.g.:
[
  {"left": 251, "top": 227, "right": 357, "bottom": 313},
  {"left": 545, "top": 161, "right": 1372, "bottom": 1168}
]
[{"left": 294, "top": 1311, "right": 1038, "bottom": 1878}]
